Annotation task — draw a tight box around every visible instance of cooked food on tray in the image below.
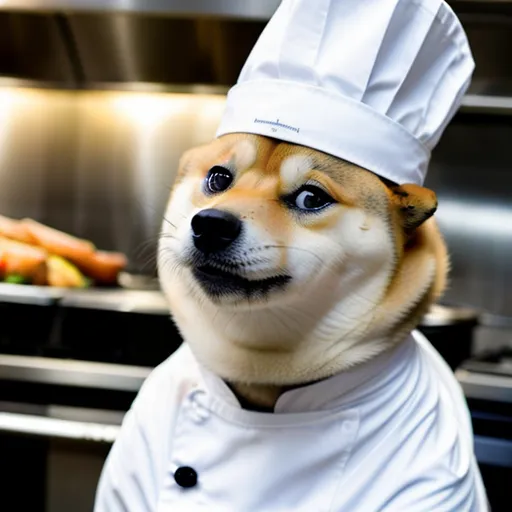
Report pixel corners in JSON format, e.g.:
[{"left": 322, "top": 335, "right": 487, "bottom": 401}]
[{"left": 0, "top": 215, "right": 127, "bottom": 287}]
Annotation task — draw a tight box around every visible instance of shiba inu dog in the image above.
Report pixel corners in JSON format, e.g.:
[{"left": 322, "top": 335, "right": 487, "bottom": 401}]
[
  {"left": 95, "top": 1, "right": 488, "bottom": 508},
  {"left": 157, "top": 133, "right": 448, "bottom": 409}
]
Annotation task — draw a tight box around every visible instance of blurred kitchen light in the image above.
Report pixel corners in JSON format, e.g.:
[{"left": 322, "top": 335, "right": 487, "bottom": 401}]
[
  {"left": 108, "top": 91, "right": 225, "bottom": 128},
  {"left": 110, "top": 92, "right": 185, "bottom": 127},
  {"left": 0, "top": 86, "right": 32, "bottom": 113},
  {"left": 0, "top": 85, "right": 74, "bottom": 112},
  {"left": 198, "top": 97, "right": 227, "bottom": 123}
]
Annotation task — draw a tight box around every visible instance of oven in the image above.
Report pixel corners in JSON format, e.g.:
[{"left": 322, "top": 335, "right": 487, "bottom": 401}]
[
  {"left": 0, "top": 285, "right": 182, "bottom": 512},
  {"left": 457, "top": 351, "right": 512, "bottom": 512}
]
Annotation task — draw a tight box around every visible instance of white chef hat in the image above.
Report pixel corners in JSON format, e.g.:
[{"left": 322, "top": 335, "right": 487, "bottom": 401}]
[{"left": 216, "top": 0, "right": 474, "bottom": 185}]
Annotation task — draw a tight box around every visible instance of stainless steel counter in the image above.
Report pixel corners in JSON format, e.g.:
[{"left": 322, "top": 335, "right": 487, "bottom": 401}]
[{"left": 0, "top": 350, "right": 510, "bottom": 402}]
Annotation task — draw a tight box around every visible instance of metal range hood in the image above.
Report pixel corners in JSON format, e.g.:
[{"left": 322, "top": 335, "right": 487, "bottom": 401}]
[
  {"left": 0, "top": 0, "right": 281, "bottom": 90},
  {"left": 0, "top": 0, "right": 512, "bottom": 106}
]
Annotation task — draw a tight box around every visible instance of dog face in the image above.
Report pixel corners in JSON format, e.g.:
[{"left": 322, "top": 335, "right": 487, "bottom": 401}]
[{"left": 159, "top": 134, "right": 447, "bottom": 385}]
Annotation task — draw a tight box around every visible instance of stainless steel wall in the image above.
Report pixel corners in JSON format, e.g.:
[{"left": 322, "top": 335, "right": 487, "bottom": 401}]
[
  {"left": 0, "top": 87, "right": 225, "bottom": 274},
  {"left": 426, "top": 114, "right": 512, "bottom": 318},
  {"left": 0, "top": 86, "right": 510, "bottom": 335},
  {"left": 425, "top": 113, "right": 512, "bottom": 351}
]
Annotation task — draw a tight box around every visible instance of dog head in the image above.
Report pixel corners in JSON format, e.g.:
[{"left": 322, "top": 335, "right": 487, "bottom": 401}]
[{"left": 158, "top": 134, "right": 447, "bottom": 387}]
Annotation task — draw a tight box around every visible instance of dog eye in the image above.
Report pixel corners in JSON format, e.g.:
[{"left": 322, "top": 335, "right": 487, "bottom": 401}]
[
  {"left": 205, "top": 166, "right": 233, "bottom": 194},
  {"left": 290, "top": 185, "right": 334, "bottom": 211}
]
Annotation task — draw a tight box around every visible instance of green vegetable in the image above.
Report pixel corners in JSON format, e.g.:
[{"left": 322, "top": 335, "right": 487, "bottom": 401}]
[
  {"left": 4, "top": 274, "right": 29, "bottom": 284},
  {"left": 82, "top": 277, "right": 93, "bottom": 288}
]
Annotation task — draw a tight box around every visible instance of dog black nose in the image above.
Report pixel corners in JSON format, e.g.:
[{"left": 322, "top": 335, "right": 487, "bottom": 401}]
[{"left": 191, "top": 208, "right": 242, "bottom": 253}]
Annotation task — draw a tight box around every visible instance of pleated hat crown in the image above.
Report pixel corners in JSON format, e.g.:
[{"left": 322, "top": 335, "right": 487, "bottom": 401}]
[{"left": 216, "top": 0, "right": 474, "bottom": 185}]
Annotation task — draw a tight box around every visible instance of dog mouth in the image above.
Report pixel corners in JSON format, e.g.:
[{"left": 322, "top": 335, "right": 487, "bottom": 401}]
[{"left": 191, "top": 264, "right": 291, "bottom": 299}]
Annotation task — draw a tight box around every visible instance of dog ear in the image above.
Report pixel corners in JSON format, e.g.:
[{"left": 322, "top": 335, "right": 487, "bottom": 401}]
[{"left": 390, "top": 183, "right": 438, "bottom": 233}]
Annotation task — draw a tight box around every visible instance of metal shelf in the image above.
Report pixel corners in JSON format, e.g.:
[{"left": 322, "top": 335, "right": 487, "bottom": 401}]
[
  {"left": 0, "top": 0, "right": 281, "bottom": 20},
  {"left": 460, "top": 94, "right": 512, "bottom": 115},
  {"left": 455, "top": 368, "right": 512, "bottom": 403},
  {"left": 0, "top": 354, "right": 151, "bottom": 392},
  {"left": 0, "top": 410, "right": 120, "bottom": 442}
]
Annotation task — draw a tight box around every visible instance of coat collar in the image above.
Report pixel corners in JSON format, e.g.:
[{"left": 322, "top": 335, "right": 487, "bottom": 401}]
[{"left": 197, "top": 333, "right": 417, "bottom": 414}]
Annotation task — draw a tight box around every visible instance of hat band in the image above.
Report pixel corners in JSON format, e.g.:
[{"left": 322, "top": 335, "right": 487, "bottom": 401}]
[{"left": 216, "top": 79, "right": 430, "bottom": 185}]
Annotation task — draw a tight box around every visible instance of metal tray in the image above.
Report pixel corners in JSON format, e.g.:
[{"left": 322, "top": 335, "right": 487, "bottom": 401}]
[{"left": 0, "top": 282, "right": 67, "bottom": 306}]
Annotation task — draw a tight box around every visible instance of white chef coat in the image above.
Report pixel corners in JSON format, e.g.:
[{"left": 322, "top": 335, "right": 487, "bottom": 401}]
[{"left": 94, "top": 331, "right": 488, "bottom": 511}]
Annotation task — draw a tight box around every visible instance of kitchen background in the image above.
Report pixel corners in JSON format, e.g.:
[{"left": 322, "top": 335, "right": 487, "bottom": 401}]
[{"left": 0, "top": 1, "right": 510, "bottom": 511}]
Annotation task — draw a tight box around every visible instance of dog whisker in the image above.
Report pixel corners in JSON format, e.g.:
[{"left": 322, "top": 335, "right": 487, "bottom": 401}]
[
  {"left": 134, "top": 231, "right": 177, "bottom": 265},
  {"left": 223, "top": 312, "right": 239, "bottom": 336},
  {"left": 140, "top": 254, "right": 158, "bottom": 273},
  {"left": 134, "top": 236, "right": 161, "bottom": 254},
  {"left": 156, "top": 247, "right": 177, "bottom": 271},
  {"left": 162, "top": 215, "right": 178, "bottom": 230},
  {"left": 268, "top": 309, "right": 299, "bottom": 336},
  {"left": 159, "top": 234, "right": 177, "bottom": 241}
]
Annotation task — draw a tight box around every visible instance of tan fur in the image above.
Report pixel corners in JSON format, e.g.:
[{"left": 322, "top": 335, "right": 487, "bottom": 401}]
[{"left": 158, "top": 134, "right": 448, "bottom": 409}]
